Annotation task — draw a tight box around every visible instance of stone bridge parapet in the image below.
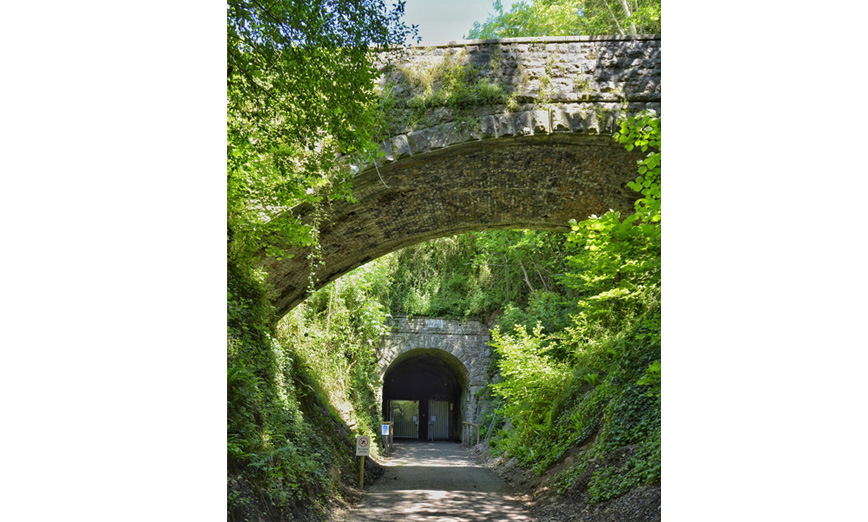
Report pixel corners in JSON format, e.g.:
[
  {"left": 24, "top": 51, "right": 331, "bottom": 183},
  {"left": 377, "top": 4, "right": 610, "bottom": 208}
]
[{"left": 362, "top": 34, "right": 660, "bottom": 167}]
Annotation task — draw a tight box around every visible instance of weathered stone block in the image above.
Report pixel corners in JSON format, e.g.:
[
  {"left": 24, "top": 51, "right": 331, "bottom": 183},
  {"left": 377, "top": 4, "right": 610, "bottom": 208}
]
[
  {"left": 428, "top": 126, "right": 447, "bottom": 149},
  {"left": 443, "top": 122, "right": 469, "bottom": 146},
  {"left": 551, "top": 107, "right": 571, "bottom": 132},
  {"left": 514, "top": 111, "right": 535, "bottom": 136},
  {"left": 478, "top": 115, "right": 497, "bottom": 139},
  {"left": 407, "top": 129, "right": 430, "bottom": 154},
  {"left": 390, "top": 134, "right": 412, "bottom": 159},
  {"left": 493, "top": 113, "right": 514, "bottom": 137},
  {"left": 376, "top": 140, "right": 395, "bottom": 165},
  {"left": 532, "top": 109, "right": 550, "bottom": 134}
]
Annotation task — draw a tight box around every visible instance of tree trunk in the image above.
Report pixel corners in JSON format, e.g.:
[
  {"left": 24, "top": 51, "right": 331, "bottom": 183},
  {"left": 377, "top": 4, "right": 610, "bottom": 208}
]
[
  {"left": 618, "top": 0, "right": 638, "bottom": 35},
  {"left": 519, "top": 260, "right": 535, "bottom": 293}
]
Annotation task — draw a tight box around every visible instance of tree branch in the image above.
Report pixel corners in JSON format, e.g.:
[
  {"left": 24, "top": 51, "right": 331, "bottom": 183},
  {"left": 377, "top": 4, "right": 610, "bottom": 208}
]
[{"left": 519, "top": 260, "right": 535, "bottom": 293}]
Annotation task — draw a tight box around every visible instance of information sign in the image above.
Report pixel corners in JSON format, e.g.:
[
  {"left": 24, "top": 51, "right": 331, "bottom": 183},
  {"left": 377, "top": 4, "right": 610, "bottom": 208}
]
[
  {"left": 381, "top": 424, "right": 390, "bottom": 436},
  {"left": 356, "top": 435, "right": 370, "bottom": 456}
]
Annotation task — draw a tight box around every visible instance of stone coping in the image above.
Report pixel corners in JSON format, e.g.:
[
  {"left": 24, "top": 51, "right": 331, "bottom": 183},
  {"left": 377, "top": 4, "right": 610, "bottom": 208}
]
[{"left": 374, "top": 34, "right": 661, "bottom": 50}]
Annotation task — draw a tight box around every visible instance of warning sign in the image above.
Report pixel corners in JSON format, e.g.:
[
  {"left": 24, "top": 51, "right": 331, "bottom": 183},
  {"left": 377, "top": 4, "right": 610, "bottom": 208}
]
[{"left": 356, "top": 436, "right": 370, "bottom": 456}]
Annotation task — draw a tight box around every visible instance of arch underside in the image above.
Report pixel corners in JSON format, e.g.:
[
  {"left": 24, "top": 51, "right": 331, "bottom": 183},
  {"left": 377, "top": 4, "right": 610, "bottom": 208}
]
[
  {"left": 382, "top": 348, "right": 470, "bottom": 441},
  {"left": 263, "top": 133, "right": 643, "bottom": 318}
]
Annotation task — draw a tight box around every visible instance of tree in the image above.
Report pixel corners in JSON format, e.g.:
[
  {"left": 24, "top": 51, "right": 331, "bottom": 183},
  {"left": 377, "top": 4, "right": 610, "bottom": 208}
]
[
  {"left": 227, "top": 0, "right": 415, "bottom": 260},
  {"left": 227, "top": 3, "right": 415, "bottom": 518},
  {"left": 468, "top": 0, "right": 660, "bottom": 39}
]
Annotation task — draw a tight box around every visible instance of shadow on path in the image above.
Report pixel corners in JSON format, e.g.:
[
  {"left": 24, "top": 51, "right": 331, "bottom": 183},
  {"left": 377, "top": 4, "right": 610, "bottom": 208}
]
[{"left": 339, "top": 441, "right": 534, "bottom": 521}]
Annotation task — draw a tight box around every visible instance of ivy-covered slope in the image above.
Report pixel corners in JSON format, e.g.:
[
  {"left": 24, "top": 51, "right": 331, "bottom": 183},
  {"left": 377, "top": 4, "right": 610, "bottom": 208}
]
[
  {"left": 484, "top": 112, "right": 661, "bottom": 504},
  {"left": 227, "top": 256, "right": 390, "bottom": 521}
]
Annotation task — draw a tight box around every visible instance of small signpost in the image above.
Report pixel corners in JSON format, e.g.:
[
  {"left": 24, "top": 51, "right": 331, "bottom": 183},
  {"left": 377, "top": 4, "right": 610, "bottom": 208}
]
[
  {"left": 381, "top": 422, "right": 393, "bottom": 447},
  {"left": 356, "top": 436, "right": 370, "bottom": 487}
]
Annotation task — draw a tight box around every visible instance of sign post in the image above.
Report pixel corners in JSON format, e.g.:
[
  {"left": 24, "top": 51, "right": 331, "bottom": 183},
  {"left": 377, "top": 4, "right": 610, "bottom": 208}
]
[
  {"left": 381, "top": 422, "right": 392, "bottom": 448},
  {"left": 356, "top": 436, "right": 370, "bottom": 487}
]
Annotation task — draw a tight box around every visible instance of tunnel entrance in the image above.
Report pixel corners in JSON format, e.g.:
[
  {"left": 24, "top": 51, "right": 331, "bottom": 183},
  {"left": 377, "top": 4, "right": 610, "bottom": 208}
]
[{"left": 382, "top": 349, "right": 469, "bottom": 441}]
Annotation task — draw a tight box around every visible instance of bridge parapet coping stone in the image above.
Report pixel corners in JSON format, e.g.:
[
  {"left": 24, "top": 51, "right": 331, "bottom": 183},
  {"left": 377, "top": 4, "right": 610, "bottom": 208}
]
[{"left": 356, "top": 35, "right": 660, "bottom": 173}]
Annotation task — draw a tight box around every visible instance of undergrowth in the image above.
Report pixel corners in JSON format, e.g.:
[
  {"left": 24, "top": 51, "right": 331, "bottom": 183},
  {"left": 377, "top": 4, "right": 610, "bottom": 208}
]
[
  {"left": 227, "top": 254, "right": 389, "bottom": 521},
  {"left": 484, "top": 111, "right": 662, "bottom": 504}
]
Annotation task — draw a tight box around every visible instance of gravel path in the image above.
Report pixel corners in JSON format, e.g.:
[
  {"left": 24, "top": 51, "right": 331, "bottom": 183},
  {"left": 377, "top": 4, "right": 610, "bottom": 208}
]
[{"left": 340, "top": 441, "right": 534, "bottom": 522}]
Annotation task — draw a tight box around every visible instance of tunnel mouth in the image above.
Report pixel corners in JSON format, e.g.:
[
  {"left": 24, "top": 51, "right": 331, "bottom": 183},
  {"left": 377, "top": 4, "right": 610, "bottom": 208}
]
[{"left": 382, "top": 348, "right": 469, "bottom": 441}]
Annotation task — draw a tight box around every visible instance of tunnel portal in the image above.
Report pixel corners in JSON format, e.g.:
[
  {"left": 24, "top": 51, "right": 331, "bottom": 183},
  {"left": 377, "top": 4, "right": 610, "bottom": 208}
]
[{"left": 382, "top": 349, "right": 469, "bottom": 441}]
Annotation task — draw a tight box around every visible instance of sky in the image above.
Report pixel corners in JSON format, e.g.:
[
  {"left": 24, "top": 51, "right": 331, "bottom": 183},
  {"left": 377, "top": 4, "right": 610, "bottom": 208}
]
[{"left": 401, "top": 0, "right": 523, "bottom": 43}]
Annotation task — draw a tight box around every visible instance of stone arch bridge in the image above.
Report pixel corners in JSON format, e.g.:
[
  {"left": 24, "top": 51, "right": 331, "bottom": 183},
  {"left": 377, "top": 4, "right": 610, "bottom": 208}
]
[{"left": 262, "top": 34, "right": 661, "bottom": 318}]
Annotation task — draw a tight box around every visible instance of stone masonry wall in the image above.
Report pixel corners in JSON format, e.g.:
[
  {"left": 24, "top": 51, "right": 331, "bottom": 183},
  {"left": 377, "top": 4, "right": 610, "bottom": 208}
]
[
  {"left": 377, "top": 316, "right": 491, "bottom": 424},
  {"left": 263, "top": 36, "right": 661, "bottom": 318},
  {"left": 369, "top": 35, "right": 661, "bottom": 155}
]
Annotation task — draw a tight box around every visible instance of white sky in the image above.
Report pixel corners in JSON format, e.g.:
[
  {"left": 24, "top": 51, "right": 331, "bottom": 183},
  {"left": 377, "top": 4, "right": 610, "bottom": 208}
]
[{"left": 402, "top": 0, "right": 523, "bottom": 43}]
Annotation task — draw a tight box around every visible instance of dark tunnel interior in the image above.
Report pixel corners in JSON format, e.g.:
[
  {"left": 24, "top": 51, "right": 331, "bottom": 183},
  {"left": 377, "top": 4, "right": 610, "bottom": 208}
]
[{"left": 382, "top": 350, "right": 468, "bottom": 441}]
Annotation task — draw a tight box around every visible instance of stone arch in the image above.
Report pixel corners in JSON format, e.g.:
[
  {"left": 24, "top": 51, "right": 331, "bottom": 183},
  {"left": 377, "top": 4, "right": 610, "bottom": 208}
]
[
  {"left": 382, "top": 349, "right": 469, "bottom": 441},
  {"left": 261, "top": 35, "right": 661, "bottom": 318},
  {"left": 376, "top": 316, "right": 491, "bottom": 436},
  {"left": 264, "top": 133, "right": 645, "bottom": 317}
]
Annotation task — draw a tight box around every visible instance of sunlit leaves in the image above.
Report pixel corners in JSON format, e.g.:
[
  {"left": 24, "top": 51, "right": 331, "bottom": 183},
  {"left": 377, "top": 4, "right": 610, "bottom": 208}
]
[
  {"left": 469, "top": 0, "right": 585, "bottom": 39},
  {"left": 228, "top": 0, "right": 415, "bottom": 260},
  {"left": 468, "top": 0, "right": 661, "bottom": 39},
  {"left": 561, "top": 111, "right": 660, "bottom": 345}
]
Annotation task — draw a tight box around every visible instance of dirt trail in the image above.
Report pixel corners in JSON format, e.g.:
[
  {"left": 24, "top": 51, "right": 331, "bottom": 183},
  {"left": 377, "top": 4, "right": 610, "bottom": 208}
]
[{"left": 339, "top": 441, "right": 534, "bottom": 522}]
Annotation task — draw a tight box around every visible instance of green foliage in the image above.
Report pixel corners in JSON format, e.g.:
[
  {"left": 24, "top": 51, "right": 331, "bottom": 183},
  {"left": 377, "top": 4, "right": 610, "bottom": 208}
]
[
  {"left": 227, "top": 257, "right": 340, "bottom": 521},
  {"left": 379, "top": 230, "right": 577, "bottom": 324},
  {"left": 227, "top": 0, "right": 414, "bottom": 260},
  {"left": 489, "top": 307, "right": 661, "bottom": 497},
  {"left": 636, "top": 359, "right": 661, "bottom": 397},
  {"left": 485, "top": 111, "right": 661, "bottom": 503},
  {"left": 227, "top": 2, "right": 414, "bottom": 519},
  {"left": 228, "top": 254, "right": 398, "bottom": 521},
  {"left": 468, "top": 0, "right": 661, "bottom": 39},
  {"left": 586, "top": 425, "right": 661, "bottom": 502},
  {"left": 561, "top": 110, "right": 661, "bottom": 348},
  {"left": 277, "top": 260, "right": 392, "bottom": 444},
  {"left": 377, "top": 49, "right": 508, "bottom": 135},
  {"left": 497, "top": 290, "right": 573, "bottom": 338},
  {"left": 490, "top": 323, "right": 571, "bottom": 424},
  {"left": 469, "top": 0, "right": 586, "bottom": 38}
]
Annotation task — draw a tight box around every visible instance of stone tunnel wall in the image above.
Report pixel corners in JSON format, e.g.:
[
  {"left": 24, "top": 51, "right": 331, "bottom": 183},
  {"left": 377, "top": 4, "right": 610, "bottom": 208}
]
[{"left": 377, "top": 316, "right": 493, "bottom": 426}]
